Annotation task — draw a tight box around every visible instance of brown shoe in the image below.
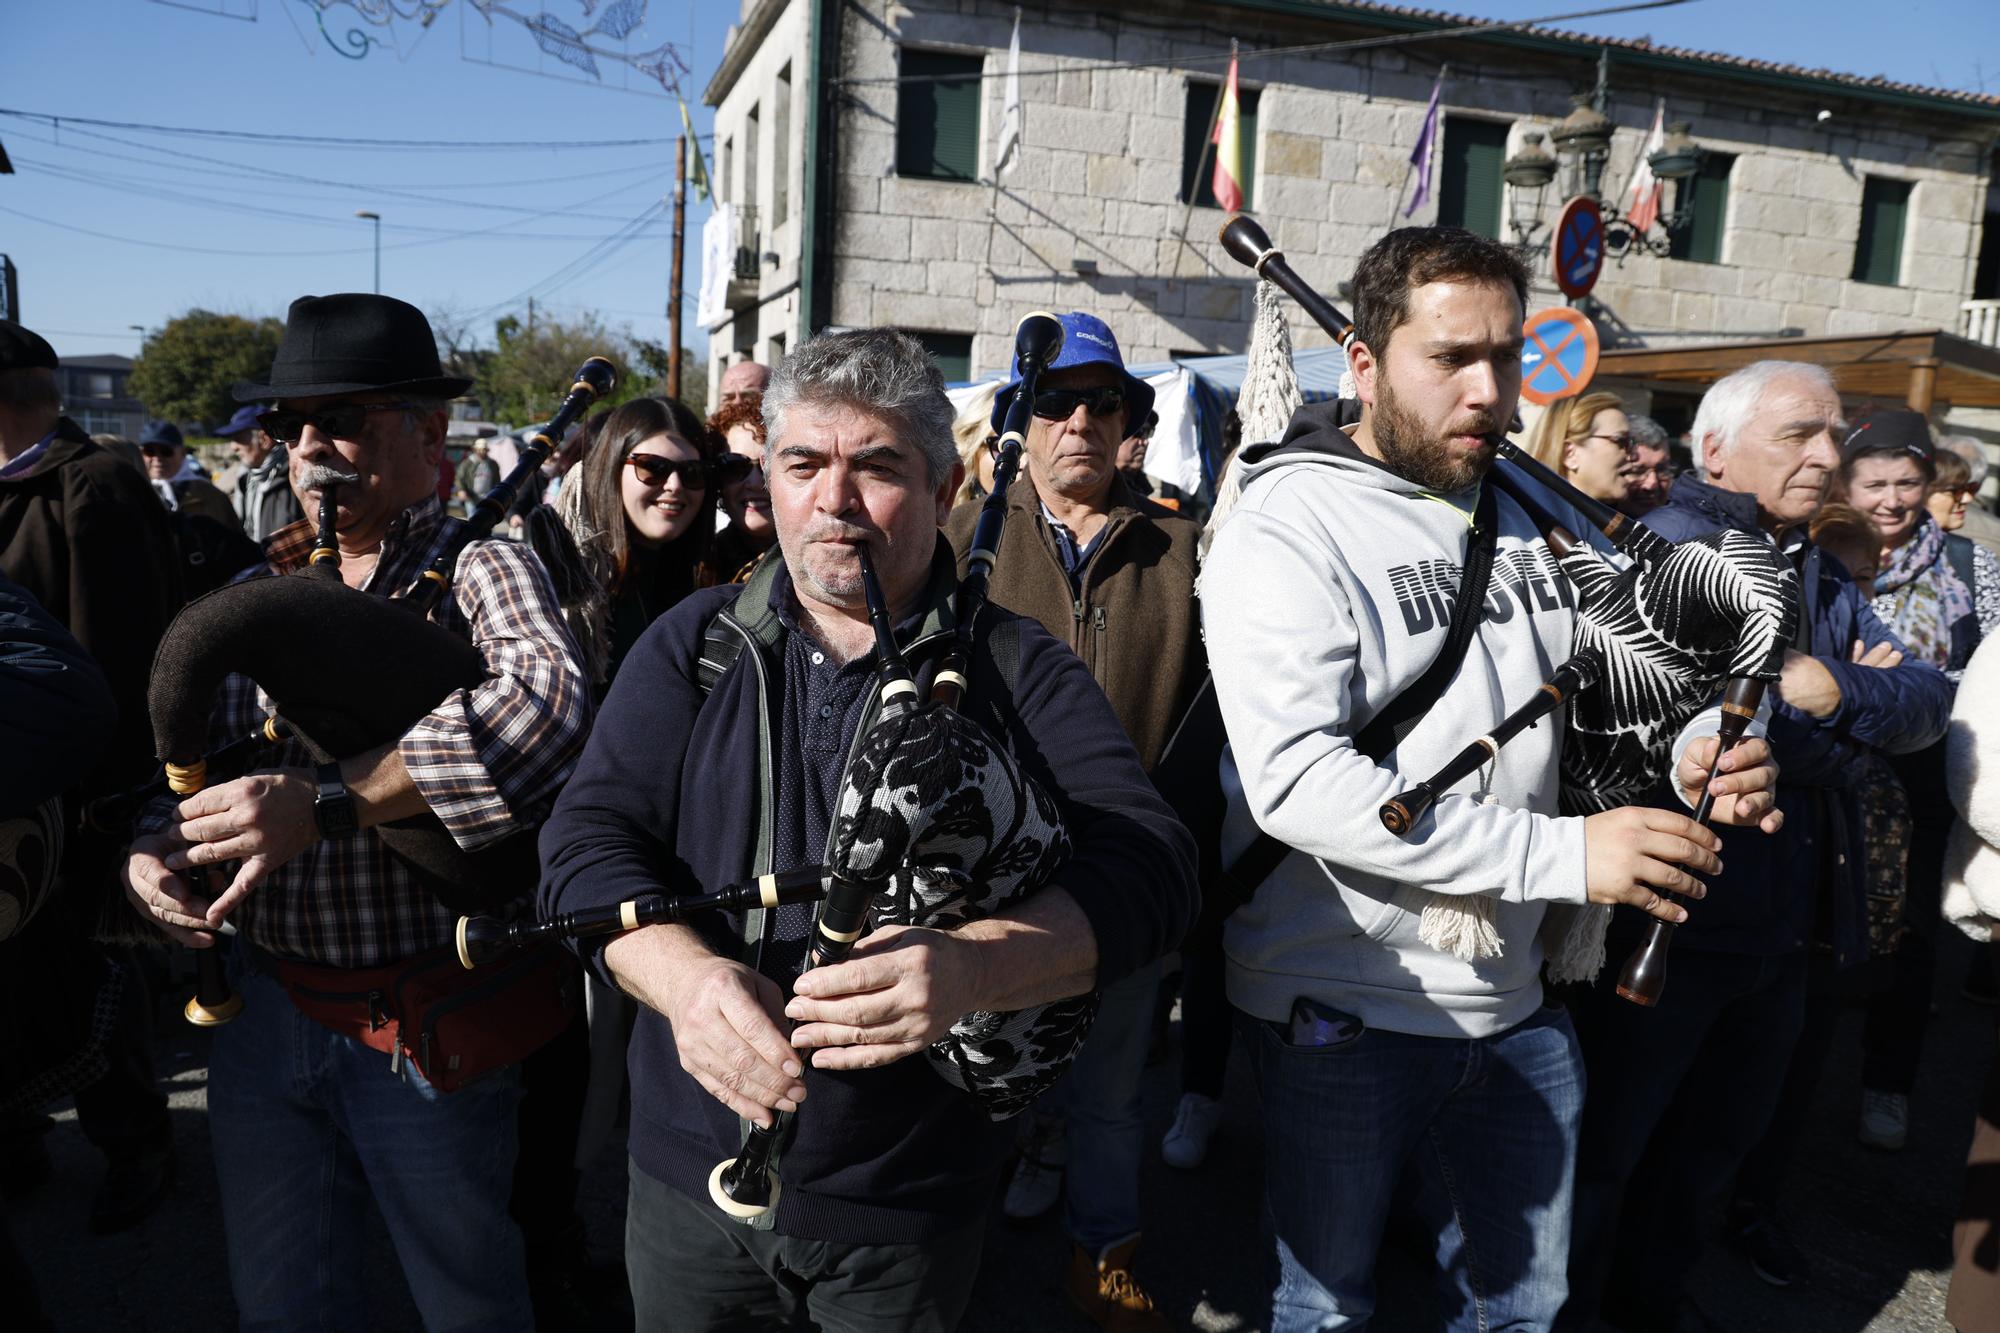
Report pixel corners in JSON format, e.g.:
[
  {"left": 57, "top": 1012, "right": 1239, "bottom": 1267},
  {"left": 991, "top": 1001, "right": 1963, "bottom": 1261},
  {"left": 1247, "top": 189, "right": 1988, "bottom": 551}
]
[{"left": 1065, "top": 1237, "right": 1170, "bottom": 1332}]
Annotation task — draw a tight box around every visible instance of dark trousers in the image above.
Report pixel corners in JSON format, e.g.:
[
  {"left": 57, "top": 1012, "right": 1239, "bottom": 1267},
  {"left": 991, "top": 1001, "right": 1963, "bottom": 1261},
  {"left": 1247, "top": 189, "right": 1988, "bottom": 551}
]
[
  {"left": 1177, "top": 923, "right": 1233, "bottom": 1100},
  {"left": 1864, "top": 746, "right": 1956, "bottom": 1095},
  {"left": 1560, "top": 948, "right": 1808, "bottom": 1330},
  {"left": 623, "top": 1158, "right": 985, "bottom": 1333},
  {"left": 1734, "top": 951, "right": 1848, "bottom": 1218},
  {"left": 509, "top": 1007, "right": 590, "bottom": 1264}
]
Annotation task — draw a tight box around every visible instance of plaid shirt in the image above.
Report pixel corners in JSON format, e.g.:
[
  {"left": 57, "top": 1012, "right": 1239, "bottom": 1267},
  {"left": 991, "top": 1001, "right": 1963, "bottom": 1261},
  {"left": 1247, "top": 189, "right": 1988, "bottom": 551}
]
[{"left": 138, "top": 497, "right": 590, "bottom": 966}]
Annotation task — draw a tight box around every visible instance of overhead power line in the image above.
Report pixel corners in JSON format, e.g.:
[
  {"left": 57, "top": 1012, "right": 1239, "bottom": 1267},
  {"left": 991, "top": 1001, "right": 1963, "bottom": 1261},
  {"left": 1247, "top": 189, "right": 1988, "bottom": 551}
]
[{"left": 0, "top": 108, "right": 710, "bottom": 151}]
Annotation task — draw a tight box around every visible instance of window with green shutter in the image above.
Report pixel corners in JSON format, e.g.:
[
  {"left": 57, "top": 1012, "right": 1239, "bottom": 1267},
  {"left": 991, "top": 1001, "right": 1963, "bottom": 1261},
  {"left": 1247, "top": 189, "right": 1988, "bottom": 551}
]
[
  {"left": 897, "top": 49, "right": 983, "bottom": 182},
  {"left": 1436, "top": 118, "right": 1507, "bottom": 238},
  {"left": 1852, "top": 177, "right": 1913, "bottom": 286},
  {"left": 1668, "top": 151, "right": 1734, "bottom": 264},
  {"left": 1181, "top": 81, "right": 1261, "bottom": 209},
  {"left": 916, "top": 332, "right": 973, "bottom": 383}
]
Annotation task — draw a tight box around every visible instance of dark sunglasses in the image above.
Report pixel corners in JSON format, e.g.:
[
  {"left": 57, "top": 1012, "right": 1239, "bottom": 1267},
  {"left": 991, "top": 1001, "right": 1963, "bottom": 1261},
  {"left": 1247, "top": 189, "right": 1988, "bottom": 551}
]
[
  {"left": 1032, "top": 387, "right": 1126, "bottom": 421},
  {"left": 711, "top": 453, "right": 758, "bottom": 485},
  {"left": 139, "top": 443, "right": 180, "bottom": 457},
  {"left": 1933, "top": 483, "right": 1978, "bottom": 501},
  {"left": 625, "top": 453, "right": 711, "bottom": 488},
  {"left": 256, "top": 402, "right": 421, "bottom": 445}
]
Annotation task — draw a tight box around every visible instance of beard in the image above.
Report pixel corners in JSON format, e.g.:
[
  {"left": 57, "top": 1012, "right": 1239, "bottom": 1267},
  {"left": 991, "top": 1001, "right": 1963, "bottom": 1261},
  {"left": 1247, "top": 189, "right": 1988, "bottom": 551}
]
[{"left": 1372, "top": 379, "right": 1500, "bottom": 494}]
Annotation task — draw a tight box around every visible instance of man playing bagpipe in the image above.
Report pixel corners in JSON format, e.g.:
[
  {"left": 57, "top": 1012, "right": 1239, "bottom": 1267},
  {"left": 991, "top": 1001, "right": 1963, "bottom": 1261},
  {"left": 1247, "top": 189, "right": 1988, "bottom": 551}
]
[
  {"left": 537, "top": 328, "right": 1195, "bottom": 1331},
  {"left": 121, "top": 294, "right": 590, "bottom": 1330},
  {"left": 1200, "top": 226, "right": 1786, "bottom": 1333}
]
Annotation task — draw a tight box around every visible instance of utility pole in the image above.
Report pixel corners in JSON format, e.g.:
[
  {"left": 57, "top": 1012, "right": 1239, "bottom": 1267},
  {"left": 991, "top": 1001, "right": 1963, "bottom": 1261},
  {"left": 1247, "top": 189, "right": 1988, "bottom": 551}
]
[
  {"left": 669, "top": 135, "right": 686, "bottom": 399},
  {"left": 527, "top": 296, "right": 536, "bottom": 336}
]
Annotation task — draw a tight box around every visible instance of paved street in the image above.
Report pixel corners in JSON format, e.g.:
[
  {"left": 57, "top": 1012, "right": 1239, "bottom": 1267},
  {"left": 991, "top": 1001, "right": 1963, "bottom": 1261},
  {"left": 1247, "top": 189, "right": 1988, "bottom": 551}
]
[{"left": 13, "top": 932, "right": 1993, "bottom": 1332}]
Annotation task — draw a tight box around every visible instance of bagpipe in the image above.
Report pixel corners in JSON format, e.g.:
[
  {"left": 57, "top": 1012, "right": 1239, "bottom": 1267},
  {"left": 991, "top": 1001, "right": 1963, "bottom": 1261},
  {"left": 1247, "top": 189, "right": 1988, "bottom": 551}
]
[
  {"left": 457, "top": 313, "right": 1097, "bottom": 1224},
  {"left": 140, "top": 359, "right": 617, "bottom": 1026},
  {"left": 1217, "top": 214, "right": 1800, "bottom": 1005}
]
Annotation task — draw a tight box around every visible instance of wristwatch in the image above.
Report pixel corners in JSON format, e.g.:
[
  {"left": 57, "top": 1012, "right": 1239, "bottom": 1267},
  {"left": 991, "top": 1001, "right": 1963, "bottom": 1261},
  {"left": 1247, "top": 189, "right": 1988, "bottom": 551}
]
[{"left": 312, "top": 761, "right": 358, "bottom": 839}]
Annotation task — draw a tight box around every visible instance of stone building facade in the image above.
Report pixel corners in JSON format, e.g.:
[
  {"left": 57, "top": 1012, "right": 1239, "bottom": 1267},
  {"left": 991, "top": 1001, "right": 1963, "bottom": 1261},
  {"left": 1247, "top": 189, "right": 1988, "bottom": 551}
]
[{"left": 704, "top": 0, "right": 2000, "bottom": 436}]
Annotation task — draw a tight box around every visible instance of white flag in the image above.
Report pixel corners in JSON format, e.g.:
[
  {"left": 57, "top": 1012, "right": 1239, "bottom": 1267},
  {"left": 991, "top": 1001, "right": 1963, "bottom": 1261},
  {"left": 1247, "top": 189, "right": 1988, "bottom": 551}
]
[
  {"left": 1624, "top": 99, "right": 1666, "bottom": 233},
  {"left": 697, "top": 202, "right": 736, "bottom": 330},
  {"left": 993, "top": 9, "right": 1021, "bottom": 178}
]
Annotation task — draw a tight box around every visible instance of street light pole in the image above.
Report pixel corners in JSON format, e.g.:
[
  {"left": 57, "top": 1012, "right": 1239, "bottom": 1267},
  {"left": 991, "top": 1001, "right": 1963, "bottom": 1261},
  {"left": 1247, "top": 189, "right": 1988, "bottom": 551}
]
[{"left": 355, "top": 210, "right": 381, "bottom": 293}]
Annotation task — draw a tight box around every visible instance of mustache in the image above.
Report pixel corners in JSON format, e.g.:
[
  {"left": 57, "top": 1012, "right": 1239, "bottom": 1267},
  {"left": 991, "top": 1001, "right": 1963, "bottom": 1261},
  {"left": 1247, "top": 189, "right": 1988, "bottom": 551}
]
[
  {"left": 1444, "top": 414, "right": 1503, "bottom": 441},
  {"left": 803, "top": 519, "right": 877, "bottom": 547},
  {"left": 296, "top": 462, "right": 360, "bottom": 490}
]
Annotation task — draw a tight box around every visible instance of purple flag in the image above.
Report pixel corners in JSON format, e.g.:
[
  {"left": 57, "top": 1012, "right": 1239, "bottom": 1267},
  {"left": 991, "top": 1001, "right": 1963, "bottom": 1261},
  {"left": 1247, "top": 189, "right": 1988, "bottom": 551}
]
[{"left": 1403, "top": 73, "right": 1444, "bottom": 218}]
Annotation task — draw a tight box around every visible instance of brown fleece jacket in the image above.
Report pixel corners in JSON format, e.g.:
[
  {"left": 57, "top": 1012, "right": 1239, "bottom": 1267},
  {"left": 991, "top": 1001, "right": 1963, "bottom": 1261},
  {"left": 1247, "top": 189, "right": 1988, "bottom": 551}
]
[{"left": 943, "top": 470, "right": 1204, "bottom": 775}]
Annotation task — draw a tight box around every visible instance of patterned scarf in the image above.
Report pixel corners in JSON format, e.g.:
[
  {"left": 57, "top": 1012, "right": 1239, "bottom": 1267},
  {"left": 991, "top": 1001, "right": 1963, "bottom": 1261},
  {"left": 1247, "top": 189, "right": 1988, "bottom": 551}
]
[{"left": 1873, "top": 515, "right": 1974, "bottom": 669}]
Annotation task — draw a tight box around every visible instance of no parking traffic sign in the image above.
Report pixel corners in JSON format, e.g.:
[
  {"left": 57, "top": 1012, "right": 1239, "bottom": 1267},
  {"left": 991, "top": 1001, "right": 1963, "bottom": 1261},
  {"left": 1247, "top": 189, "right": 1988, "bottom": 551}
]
[
  {"left": 1551, "top": 195, "right": 1606, "bottom": 299},
  {"left": 1518, "top": 306, "right": 1600, "bottom": 406}
]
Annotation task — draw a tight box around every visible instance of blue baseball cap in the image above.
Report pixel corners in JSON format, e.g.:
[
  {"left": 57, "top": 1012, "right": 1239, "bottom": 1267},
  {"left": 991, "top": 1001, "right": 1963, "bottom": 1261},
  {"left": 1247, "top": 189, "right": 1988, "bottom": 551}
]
[
  {"left": 138, "top": 419, "right": 184, "bottom": 449},
  {"left": 988, "top": 311, "right": 1154, "bottom": 434},
  {"left": 215, "top": 403, "right": 268, "bottom": 438}
]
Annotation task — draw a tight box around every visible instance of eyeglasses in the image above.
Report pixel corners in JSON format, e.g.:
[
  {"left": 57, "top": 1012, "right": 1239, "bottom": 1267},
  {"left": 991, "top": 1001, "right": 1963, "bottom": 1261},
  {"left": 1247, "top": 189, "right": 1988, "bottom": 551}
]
[
  {"left": 625, "top": 454, "right": 711, "bottom": 488},
  {"left": 1586, "top": 432, "right": 1636, "bottom": 450},
  {"left": 711, "top": 454, "right": 758, "bottom": 486},
  {"left": 1932, "top": 483, "right": 1978, "bottom": 502},
  {"left": 257, "top": 402, "right": 421, "bottom": 445},
  {"left": 1032, "top": 387, "right": 1126, "bottom": 421},
  {"left": 139, "top": 443, "right": 180, "bottom": 457},
  {"left": 1627, "top": 464, "right": 1677, "bottom": 484}
]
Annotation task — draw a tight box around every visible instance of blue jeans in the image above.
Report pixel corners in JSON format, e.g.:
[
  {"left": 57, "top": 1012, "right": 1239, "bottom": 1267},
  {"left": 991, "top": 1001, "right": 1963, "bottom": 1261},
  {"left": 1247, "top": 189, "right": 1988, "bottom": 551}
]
[
  {"left": 208, "top": 967, "right": 533, "bottom": 1332},
  {"left": 1241, "top": 1002, "right": 1583, "bottom": 1333},
  {"left": 1062, "top": 960, "right": 1161, "bottom": 1253}
]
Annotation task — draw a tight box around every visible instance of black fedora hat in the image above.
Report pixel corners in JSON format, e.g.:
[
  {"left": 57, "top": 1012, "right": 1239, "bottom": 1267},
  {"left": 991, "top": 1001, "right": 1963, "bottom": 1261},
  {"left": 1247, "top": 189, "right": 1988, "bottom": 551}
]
[{"left": 232, "top": 293, "right": 472, "bottom": 403}]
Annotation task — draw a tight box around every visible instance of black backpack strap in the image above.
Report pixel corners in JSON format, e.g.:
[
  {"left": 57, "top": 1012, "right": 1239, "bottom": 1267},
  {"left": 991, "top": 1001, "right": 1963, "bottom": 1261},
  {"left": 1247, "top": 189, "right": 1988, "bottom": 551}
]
[
  {"left": 696, "top": 618, "right": 744, "bottom": 695},
  {"left": 1223, "top": 485, "right": 1499, "bottom": 901}
]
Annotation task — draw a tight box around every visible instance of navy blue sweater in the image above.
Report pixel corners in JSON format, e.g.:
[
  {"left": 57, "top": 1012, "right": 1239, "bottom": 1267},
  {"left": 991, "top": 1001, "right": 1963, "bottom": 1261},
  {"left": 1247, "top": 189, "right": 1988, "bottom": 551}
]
[
  {"left": 1623, "top": 475, "right": 1952, "bottom": 960},
  {"left": 538, "top": 544, "right": 1195, "bottom": 1242}
]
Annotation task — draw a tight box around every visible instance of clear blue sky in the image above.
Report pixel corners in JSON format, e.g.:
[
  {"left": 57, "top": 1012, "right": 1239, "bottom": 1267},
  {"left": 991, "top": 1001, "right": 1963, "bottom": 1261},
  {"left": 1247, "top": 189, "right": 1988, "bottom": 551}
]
[{"left": 2, "top": 0, "right": 1993, "bottom": 363}]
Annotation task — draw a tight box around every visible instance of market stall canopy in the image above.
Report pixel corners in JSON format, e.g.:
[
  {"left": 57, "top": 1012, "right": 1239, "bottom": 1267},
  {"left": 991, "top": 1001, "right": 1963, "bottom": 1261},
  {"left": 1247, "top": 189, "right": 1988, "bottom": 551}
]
[{"left": 1595, "top": 329, "right": 2000, "bottom": 413}]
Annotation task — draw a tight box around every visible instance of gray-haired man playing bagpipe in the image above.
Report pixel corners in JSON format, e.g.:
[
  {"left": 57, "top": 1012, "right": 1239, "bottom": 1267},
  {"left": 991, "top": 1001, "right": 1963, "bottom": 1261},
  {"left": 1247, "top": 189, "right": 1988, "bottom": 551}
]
[
  {"left": 538, "top": 327, "right": 1195, "bottom": 1331},
  {"left": 1201, "top": 226, "right": 1785, "bottom": 1333}
]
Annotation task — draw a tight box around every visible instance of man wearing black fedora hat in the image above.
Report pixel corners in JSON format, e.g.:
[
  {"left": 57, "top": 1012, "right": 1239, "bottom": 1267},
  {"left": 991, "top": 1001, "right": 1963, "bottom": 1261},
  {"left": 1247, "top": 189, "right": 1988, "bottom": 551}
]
[{"left": 122, "top": 294, "right": 590, "bottom": 1330}]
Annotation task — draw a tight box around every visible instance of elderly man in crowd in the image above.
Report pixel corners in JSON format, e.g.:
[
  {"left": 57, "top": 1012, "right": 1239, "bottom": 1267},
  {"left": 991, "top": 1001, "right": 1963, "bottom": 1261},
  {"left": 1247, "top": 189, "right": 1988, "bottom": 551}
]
[
  {"left": 1618, "top": 413, "right": 1676, "bottom": 518},
  {"left": 214, "top": 401, "right": 303, "bottom": 543},
  {"left": 540, "top": 327, "right": 1193, "bottom": 1331},
  {"left": 946, "top": 311, "right": 1207, "bottom": 1328},
  {"left": 1563, "top": 361, "right": 1954, "bottom": 1333},
  {"left": 122, "top": 293, "right": 591, "bottom": 1330},
  {"left": 718, "top": 357, "right": 771, "bottom": 409}
]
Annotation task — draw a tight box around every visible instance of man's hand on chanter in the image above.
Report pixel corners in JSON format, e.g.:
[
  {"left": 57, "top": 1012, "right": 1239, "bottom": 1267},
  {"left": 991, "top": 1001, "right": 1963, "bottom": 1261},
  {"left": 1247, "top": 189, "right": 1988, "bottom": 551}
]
[
  {"left": 1582, "top": 806, "right": 1723, "bottom": 924},
  {"left": 1675, "top": 735, "right": 1783, "bottom": 834},
  {"left": 786, "top": 924, "right": 986, "bottom": 1071}
]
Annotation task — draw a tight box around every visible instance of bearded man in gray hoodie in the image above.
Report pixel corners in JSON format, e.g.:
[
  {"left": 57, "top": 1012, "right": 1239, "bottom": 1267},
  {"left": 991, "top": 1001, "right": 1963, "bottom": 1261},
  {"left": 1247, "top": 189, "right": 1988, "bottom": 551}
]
[{"left": 1201, "top": 226, "right": 1785, "bottom": 1333}]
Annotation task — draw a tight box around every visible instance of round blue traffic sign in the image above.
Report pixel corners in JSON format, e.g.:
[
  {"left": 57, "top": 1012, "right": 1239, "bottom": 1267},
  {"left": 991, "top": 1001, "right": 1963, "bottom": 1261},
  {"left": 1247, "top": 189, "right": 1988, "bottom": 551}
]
[{"left": 1552, "top": 196, "right": 1606, "bottom": 300}]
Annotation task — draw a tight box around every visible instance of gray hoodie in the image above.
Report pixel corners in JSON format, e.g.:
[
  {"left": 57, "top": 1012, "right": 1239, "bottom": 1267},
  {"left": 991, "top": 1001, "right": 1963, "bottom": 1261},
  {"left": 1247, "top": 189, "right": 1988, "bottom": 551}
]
[{"left": 1204, "top": 406, "right": 1601, "bottom": 1040}]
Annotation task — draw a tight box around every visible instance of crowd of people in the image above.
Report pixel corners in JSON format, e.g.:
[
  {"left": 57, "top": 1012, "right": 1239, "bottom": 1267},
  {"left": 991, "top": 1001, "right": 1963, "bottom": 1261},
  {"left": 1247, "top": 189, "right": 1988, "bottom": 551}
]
[{"left": 0, "top": 218, "right": 1997, "bottom": 1333}]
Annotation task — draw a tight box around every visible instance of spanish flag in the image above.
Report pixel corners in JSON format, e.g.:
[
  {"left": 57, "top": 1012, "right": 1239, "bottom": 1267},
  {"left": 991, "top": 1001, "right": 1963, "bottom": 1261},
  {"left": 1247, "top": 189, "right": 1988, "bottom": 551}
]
[{"left": 1211, "top": 45, "right": 1244, "bottom": 213}]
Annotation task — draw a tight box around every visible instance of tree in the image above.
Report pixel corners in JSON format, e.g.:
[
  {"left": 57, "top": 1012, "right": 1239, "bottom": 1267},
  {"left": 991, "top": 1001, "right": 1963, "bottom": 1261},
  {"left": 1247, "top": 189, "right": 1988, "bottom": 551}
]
[
  {"left": 475, "top": 312, "right": 643, "bottom": 428},
  {"left": 128, "top": 310, "right": 285, "bottom": 427}
]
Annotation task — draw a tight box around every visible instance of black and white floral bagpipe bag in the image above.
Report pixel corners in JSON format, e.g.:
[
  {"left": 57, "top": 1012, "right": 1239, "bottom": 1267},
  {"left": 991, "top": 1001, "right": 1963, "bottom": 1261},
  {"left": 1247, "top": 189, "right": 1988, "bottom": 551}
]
[
  {"left": 826, "top": 691, "right": 1093, "bottom": 1121},
  {"left": 1485, "top": 473, "right": 1802, "bottom": 979}
]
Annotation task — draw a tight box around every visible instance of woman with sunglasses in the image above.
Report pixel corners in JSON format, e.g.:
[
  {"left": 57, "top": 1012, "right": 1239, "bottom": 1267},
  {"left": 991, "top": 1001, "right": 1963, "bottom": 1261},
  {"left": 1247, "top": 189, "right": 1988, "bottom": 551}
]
[
  {"left": 1522, "top": 390, "right": 1636, "bottom": 507},
  {"left": 567, "top": 396, "right": 721, "bottom": 690},
  {"left": 1842, "top": 409, "right": 2000, "bottom": 1155},
  {"left": 1928, "top": 448, "right": 1983, "bottom": 539},
  {"left": 701, "top": 396, "right": 773, "bottom": 584}
]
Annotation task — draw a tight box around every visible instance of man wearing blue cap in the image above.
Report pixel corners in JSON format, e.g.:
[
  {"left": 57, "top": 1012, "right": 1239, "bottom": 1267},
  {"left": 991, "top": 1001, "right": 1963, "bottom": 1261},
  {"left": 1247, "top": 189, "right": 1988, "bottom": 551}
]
[
  {"left": 213, "top": 402, "right": 302, "bottom": 543},
  {"left": 944, "top": 310, "right": 1207, "bottom": 1330}
]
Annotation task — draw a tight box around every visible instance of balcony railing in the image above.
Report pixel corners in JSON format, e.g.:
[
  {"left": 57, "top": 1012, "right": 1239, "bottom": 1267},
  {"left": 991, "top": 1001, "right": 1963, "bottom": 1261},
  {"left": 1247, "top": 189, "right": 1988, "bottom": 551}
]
[
  {"left": 1964, "top": 299, "right": 2000, "bottom": 348},
  {"left": 726, "top": 204, "right": 762, "bottom": 311}
]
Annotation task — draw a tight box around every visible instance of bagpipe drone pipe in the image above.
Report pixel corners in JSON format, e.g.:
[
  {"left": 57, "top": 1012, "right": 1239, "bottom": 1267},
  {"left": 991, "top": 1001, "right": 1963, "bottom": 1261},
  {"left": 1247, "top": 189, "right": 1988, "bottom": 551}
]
[
  {"left": 458, "top": 313, "right": 1097, "bottom": 1223},
  {"left": 144, "top": 358, "right": 617, "bottom": 1026},
  {"left": 1217, "top": 213, "right": 1800, "bottom": 1004}
]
